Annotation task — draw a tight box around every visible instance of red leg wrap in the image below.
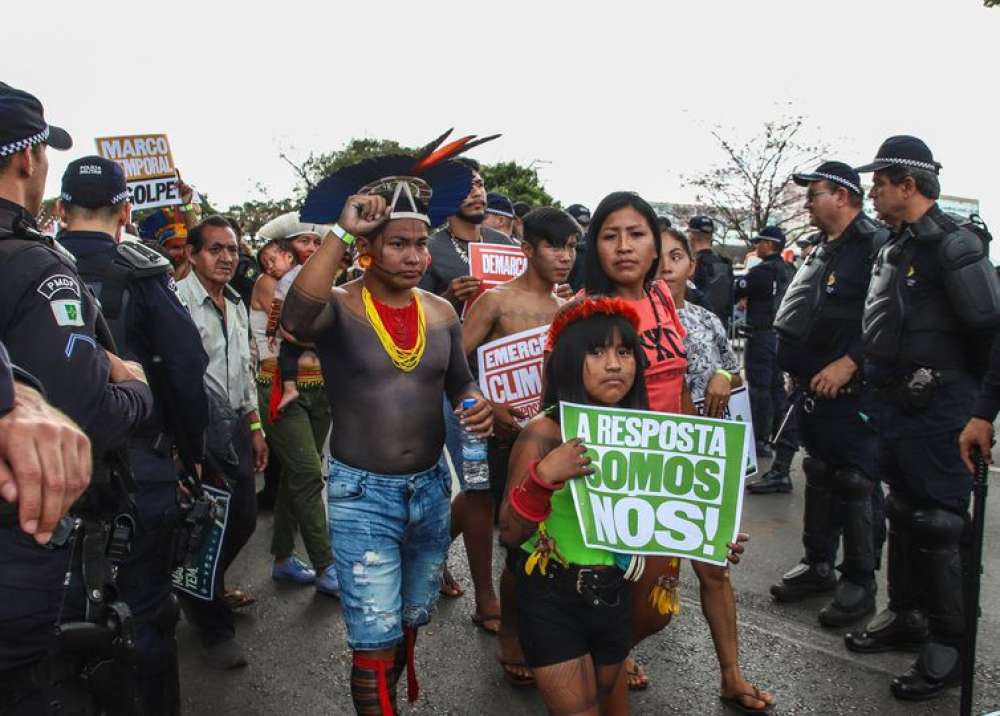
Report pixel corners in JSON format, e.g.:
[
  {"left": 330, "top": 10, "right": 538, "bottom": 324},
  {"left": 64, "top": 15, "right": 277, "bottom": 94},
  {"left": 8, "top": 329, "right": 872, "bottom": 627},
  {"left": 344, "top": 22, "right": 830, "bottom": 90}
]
[
  {"left": 352, "top": 653, "right": 394, "bottom": 716},
  {"left": 404, "top": 626, "right": 419, "bottom": 704},
  {"left": 267, "top": 366, "right": 283, "bottom": 424}
]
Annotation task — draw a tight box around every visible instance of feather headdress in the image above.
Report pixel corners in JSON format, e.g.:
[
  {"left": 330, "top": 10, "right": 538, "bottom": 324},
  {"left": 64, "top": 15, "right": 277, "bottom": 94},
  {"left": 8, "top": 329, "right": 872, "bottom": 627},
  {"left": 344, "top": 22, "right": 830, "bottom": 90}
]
[
  {"left": 300, "top": 129, "right": 500, "bottom": 228},
  {"left": 546, "top": 297, "right": 642, "bottom": 352}
]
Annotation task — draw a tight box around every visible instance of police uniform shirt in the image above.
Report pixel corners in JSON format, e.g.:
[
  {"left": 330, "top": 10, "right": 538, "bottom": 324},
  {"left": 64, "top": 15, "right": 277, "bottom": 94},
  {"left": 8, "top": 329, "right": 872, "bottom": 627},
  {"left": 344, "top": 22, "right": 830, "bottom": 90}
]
[
  {"left": 0, "top": 198, "right": 153, "bottom": 453},
  {"left": 734, "top": 253, "right": 784, "bottom": 330},
  {"left": 59, "top": 230, "right": 210, "bottom": 469},
  {"left": 0, "top": 341, "right": 14, "bottom": 415},
  {"left": 419, "top": 225, "right": 517, "bottom": 314},
  {"left": 777, "top": 214, "right": 876, "bottom": 380}
]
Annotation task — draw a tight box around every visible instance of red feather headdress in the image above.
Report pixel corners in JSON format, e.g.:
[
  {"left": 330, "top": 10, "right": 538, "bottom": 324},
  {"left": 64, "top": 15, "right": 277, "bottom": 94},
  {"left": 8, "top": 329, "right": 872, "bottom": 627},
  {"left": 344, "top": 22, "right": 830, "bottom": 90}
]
[{"left": 546, "top": 297, "right": 642, "bottom": 352}]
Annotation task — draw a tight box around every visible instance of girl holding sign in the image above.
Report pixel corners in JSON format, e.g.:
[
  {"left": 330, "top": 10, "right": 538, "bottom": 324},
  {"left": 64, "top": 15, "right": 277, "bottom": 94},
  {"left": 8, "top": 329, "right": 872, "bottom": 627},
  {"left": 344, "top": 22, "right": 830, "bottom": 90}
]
[
  {"left": 584, "top": 193, "right": 772, "bottom": 714},
  {"left": 499, "top": 296, "right": 651, "bottom": 714}
]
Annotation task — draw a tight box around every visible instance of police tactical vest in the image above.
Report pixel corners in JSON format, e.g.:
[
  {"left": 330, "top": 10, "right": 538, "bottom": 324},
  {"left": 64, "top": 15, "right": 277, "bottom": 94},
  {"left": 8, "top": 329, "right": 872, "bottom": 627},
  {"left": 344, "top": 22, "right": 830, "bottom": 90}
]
[
  {"left": 703, "top": 255, "right": 735, "bottom": 320},
  {"left": 862, "top": 209, "right": 1000, "bottom": 366},
  {"left": 775, "top": 216, "right": 888, "bottom": 343},
  {"left": 74, "top": 241, "right": 172, "bottom": 357}
]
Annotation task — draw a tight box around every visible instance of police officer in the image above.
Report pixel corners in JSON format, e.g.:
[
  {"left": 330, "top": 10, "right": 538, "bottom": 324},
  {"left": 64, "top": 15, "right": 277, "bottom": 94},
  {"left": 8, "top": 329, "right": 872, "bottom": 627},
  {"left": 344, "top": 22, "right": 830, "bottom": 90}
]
[
  {"left": 689, "top": 215, "right": 735, "bottom": 330},
  {"left": 0, "top": 82, "right": 154, "bottom": 714},
  {"left": 843, "top": 136, "right": 1000, "bottom": 701},
  {"left": 734, "top": 225, "right": 790, "bottom": 457},
  {"left": 566, "top": 203, "right": 591, "bottom": 291},
  {"left": 762, "top": 162, "right": 888, "bottom": 628},
  {"left": 58, "top": 156, "right": 210, "bottom": 714}
]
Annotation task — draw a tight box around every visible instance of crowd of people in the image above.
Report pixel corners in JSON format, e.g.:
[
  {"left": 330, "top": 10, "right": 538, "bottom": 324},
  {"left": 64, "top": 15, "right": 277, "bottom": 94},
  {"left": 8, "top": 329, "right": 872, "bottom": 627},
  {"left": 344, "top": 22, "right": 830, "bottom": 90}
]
[{"left": 1, "top": 79, "right": 1000, "bottom": 716}]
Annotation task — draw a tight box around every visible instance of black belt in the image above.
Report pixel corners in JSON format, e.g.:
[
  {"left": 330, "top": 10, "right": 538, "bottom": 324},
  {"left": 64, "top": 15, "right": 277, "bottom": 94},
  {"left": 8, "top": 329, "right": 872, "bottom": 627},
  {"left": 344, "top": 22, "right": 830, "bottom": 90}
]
[{"left": 514, "top": 551, "right": 624, "bottom": 607}]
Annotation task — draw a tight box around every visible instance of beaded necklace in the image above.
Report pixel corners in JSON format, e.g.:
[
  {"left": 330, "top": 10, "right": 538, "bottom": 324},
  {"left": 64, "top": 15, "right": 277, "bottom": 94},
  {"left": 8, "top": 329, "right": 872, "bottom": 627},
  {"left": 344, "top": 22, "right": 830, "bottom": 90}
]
[{"left": 361, "top": 287, "right": 426, "bottom": 372}]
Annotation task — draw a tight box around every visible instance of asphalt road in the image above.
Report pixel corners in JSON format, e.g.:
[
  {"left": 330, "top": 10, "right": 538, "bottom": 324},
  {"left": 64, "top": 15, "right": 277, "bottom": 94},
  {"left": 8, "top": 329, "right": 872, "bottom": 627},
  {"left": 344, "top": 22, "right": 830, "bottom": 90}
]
[{"left": 178, "top": 453, "right": 1000, "bottom": 715}]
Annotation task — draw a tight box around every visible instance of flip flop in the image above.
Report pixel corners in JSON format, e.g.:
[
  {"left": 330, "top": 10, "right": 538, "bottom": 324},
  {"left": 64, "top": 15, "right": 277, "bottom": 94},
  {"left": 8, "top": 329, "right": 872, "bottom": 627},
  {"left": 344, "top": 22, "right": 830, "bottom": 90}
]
[
  {"left": 471, "top": 613, "right": 501, "bottom": 635},
  {"left": 497, "top": 656, "right": 535, "bottom": 688},
  {"left": 439, "top": 566, "right": 464, "bottom": 598},
  {"left": 223, "top": 589, "right": 256, "bottom": 610},
  {"left": 625, "top": 657, "right": 650, "bottom": 691},
  {"left": 719, "top": 686, "right": 774, "bottom": 714}
]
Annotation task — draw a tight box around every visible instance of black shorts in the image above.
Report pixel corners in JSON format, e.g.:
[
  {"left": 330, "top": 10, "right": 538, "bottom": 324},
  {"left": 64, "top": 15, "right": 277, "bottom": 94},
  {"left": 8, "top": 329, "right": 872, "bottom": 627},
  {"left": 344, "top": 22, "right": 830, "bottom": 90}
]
[{"left": 514, "top": 565, "right": 631, "bottom": 669}]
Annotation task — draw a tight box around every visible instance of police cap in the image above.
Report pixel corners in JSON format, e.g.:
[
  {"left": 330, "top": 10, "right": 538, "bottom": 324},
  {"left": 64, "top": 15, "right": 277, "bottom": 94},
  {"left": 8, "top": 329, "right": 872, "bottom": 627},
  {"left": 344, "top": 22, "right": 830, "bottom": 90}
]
[
  {"left": 61, "top": 156, "right": 128, "bottom": 209},
  {"left": 486, "top": 192, "right": 514, "bottom": 218},
  {"left": 750, "top": 225, "right": 786, "bottom": 248},
  {"left": 565, "top": 203, "right": 591, "bottom": 227},
  {"left": 792, "top": 161, "right": 863, "bottom": 196},
  {"left": 0, "top": 83, "right": 72, "bottom": 157},
  {"left": 688, "top": 215, "right": 714, "bottom": 234},
  {"left": 855, "top": 135, "right": 942, "bottom": 174},
  {"left": 512, "top": 201, "right": 532, "bottom": 219}
]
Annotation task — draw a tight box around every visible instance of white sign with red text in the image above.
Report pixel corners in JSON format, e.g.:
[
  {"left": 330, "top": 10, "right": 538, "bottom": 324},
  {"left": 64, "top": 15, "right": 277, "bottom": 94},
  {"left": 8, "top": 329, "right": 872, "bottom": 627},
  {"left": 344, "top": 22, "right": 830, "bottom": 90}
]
[{"left": 476, "top": 324, "right": 548, "bottom": 418}]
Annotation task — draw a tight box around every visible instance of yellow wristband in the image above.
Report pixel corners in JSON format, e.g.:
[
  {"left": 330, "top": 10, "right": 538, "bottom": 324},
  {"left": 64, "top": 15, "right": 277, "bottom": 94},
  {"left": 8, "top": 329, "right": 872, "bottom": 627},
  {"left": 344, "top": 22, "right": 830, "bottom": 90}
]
[
  {"left": 250, "top": 421, "right": 263, "bottom": 432},
  {"left": 714, "top": 368, "right": 733, "bottom": 382}
]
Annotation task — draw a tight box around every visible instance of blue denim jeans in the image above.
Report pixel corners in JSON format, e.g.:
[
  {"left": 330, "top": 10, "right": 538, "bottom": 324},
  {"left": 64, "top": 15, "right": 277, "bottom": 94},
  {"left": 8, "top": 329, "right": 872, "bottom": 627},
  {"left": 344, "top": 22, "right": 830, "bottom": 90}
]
[{"left": 327, "top": 456, "right": 452, "bottom": 650}]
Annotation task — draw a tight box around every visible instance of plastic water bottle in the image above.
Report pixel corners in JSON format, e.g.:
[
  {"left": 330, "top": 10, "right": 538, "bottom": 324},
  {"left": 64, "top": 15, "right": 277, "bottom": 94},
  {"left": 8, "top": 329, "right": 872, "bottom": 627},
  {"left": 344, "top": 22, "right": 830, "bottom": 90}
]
[{"left": 461, "top": 398, "right": 490, "bottom": 488}]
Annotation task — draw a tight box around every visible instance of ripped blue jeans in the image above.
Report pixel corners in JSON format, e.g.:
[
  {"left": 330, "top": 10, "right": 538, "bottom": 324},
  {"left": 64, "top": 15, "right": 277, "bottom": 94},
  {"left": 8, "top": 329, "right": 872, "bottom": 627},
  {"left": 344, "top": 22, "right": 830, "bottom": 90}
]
[{"left": 327, "top": 456, "right": 452, "bottom": 650}]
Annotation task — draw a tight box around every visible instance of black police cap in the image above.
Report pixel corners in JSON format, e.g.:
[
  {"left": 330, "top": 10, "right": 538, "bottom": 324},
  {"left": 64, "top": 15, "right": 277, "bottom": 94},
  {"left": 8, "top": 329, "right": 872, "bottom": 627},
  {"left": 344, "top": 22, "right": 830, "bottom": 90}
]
[
  {"left": 792, "top": 161, "right": 863, "bottom": 196},
  {"left": 750, "top": 225, "right": 786, "bottom": 248},
  {"left": 688, "top": 215, "right": 714, "bottom": 234},
  {"left": 61, "top": 156, "right": 129, "bottom": 209},
  {"left": 512, "top": 201, "right": 532, "bottom": 219},
  {"left": 855, "top": 135, "right": 941, "bottom": 174},
  {"left": 486, "top": 191, "right": 514, "bottom": 218},
  {"left": 0, "top": 83, "right": 71, "bottom": 158},
  {"left": 565, "top": 203, "right": 591, "bottom": 226}
]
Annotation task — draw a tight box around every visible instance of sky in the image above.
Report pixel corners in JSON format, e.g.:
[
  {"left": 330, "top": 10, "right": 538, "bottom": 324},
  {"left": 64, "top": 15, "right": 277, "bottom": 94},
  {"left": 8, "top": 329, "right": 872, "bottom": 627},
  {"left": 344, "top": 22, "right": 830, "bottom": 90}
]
[{"left": 8, "top": 0, "right": 999, "bottom": 229}]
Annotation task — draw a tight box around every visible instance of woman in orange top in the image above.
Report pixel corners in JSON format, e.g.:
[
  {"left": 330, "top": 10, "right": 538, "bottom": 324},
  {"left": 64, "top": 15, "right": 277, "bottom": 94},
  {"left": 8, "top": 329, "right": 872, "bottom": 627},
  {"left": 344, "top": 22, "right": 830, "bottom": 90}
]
[{"left": 584, "top": 192, "right": 773, "bottom": 714}]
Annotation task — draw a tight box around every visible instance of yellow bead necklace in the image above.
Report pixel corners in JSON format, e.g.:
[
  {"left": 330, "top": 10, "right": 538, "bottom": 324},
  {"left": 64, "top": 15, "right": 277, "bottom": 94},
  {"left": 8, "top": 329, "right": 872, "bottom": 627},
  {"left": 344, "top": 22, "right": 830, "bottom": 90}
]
[{"left": 361, "top": 286, "right": 427, "bottom": 372}]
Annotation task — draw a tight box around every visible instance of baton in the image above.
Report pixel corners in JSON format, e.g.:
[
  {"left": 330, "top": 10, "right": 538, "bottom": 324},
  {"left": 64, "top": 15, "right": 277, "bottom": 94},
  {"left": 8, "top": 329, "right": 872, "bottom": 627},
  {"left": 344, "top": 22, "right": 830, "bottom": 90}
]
[
  {"left": 960, "top": 453, "right": 990, "bottom": 716},
  {"left": 769, "top": 391, "right": 802, "bottom": 447}
]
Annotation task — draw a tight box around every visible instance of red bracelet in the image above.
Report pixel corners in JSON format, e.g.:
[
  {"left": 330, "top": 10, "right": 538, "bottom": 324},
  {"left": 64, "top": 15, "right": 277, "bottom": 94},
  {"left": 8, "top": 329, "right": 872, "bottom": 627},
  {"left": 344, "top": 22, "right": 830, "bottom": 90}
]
[{"left": 509, "top": 459, "right": 556, "bottom": 523}]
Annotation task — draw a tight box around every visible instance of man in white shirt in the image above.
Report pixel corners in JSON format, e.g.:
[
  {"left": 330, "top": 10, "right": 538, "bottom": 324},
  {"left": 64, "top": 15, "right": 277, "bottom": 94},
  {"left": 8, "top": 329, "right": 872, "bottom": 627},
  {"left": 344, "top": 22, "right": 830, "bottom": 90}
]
[{"left": 175, "top": 215, "right": 268, "bottom": 669}]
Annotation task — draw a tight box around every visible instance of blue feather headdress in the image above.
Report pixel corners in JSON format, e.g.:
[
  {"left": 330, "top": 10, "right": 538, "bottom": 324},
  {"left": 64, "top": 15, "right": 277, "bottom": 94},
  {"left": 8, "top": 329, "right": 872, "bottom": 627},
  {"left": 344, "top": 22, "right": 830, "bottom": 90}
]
[{"left": 300, "top": 129, "right": 500, "bottom": 228}]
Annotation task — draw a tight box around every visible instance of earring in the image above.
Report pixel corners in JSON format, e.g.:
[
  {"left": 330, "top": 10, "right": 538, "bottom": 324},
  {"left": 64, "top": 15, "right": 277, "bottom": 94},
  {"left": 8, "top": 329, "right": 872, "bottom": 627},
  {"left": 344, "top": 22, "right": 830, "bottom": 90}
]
[{"left": 358, "top": 255, "right": 372, "bottom": 270}]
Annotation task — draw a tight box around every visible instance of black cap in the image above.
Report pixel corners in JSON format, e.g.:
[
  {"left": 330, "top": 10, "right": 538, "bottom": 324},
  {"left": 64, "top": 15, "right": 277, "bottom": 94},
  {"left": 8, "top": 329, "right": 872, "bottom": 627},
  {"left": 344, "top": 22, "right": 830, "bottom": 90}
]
[
  {"left": 486, "top": 192, "right": 514, "bottom": 218},
  {"left": 61, "top": 156, "right": 129, "bottom": 209},
  {"left": 688, "top": 215, "right": 714, "bottom": 234},
  {"left": 656, "top": 215, "right": 672, "bottom": 231},
  {"left": 795, "top": 233, "right": 822, "bottom": 248},
  {"left": 0, "top": 83, "right": 71, "bottom": 158},
  {"left": 750, "top": 225, "right": 786, "bottom": 248},
  {"left": 512, "top": 201, "right": 532, "bottom": 219},
  {"left": 855, "top": 135, "right": 941, "bottom": 174},
  {"left": 565, "top": 203, "right": 591, "bottom": 226},
  {"left": 792, "top": 161, "right": 863, "bottom": 196}
]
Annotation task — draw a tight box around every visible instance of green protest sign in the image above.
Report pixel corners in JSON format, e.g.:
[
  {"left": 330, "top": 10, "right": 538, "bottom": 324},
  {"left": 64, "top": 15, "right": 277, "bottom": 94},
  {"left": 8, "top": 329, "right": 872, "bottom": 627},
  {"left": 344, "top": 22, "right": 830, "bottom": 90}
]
[{"left": 561, "top": 401, "right": 748, "bottom": 565}]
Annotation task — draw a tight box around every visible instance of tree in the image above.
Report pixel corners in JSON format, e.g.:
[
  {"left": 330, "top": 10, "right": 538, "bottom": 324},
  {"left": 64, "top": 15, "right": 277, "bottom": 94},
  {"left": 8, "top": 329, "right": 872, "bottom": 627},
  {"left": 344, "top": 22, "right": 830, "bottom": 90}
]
[
  {"left": 683, "top": 116, "right": 830, "bottom": 244},
  {"left": 287, "top": 138, "right": 416, "bottom": 200},
  {"left": 480, "top": 161, "right": 558, "bottom": 207}
]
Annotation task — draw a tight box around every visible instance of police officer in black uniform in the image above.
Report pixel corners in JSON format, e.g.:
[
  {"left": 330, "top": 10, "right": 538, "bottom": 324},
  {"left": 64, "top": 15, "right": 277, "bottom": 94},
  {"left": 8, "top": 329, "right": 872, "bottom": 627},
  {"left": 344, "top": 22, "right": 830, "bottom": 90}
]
[
  {"left": 689, "top": 215, "right": 735, "bottom": 330},
  {"left": 58, "top": 156, "right": 210, "bottom": 714},
  {"left": 734, "top": 225, "right": 791, "bottom": 457},
  {"left": 843, "top": 136, "right": 1000, "bottom": 701},
  {"left": 0, "top": 82, "right": 155, "bottom": 714},
  {"left": 763, "top": 162, "right": 888, "bottom": 627}
]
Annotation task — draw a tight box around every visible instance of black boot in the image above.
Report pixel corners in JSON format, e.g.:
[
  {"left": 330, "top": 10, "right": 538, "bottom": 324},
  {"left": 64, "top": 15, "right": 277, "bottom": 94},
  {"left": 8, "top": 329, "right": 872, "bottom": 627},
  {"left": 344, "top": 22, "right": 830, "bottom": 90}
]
[
  {"left": 770, "top": 561, "right": 836, "bottom": 602},
  {"left": 745, "top": 464, "right": 792, "bottom": 494},
  {"left": 820, "top": 468, "right": 877, "bottom": 627},
  {"left": 818, "top": 578, "right": 876, "bottom": 627},
  {"left": 846, "top": 494, "right": 928, "bottom": 653},
  {"left": 890, "top": 508, "right": 966, "bottom": 702}
]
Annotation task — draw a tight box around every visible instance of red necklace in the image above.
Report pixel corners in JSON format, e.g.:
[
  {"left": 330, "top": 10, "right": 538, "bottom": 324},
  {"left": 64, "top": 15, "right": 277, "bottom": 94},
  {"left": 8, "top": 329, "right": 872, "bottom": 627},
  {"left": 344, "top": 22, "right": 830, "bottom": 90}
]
[{"left": 370, "top": 294, "right": 419, "bottom": 350}]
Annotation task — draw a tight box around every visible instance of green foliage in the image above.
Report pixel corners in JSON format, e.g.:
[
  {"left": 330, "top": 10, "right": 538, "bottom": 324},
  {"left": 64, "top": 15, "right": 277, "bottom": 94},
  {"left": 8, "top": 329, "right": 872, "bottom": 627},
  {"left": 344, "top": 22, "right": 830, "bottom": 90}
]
[
  {"left": 481, "top": 161, "right": 558, "bottom": 208},
  {"left": 291, "top": 138, "right": 416, "bottom": 199}
]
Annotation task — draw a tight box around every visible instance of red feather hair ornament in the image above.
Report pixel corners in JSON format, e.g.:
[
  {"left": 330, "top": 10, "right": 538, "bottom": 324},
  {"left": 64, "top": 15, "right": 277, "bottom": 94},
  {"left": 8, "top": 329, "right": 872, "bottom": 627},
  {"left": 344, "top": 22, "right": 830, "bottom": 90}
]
[{"left": 546, "top": 297, "right": 642, "bottom": 352}]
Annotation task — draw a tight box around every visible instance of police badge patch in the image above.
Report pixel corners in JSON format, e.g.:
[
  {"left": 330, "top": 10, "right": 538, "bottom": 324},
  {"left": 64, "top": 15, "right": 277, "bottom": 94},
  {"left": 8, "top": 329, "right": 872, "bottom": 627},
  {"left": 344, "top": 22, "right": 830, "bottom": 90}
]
[{"left": 51, "top": 298, "right": 84, "bottom": 326}]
